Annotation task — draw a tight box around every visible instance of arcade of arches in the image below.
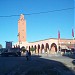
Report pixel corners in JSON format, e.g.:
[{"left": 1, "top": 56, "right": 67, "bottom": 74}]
[
  {"left": 14, "top": 38, "right": 75, "bottom": 54},
  {"left": 27, "top": 43, "right": 57, "bottom": 54}
]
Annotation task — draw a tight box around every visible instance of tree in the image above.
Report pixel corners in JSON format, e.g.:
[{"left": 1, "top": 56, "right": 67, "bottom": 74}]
[
  {"left": 30, "top": 47, "right": 35, "bottom": 53},
  {"left": 0, "top": 44, "right": 2, "bottom": 49}
]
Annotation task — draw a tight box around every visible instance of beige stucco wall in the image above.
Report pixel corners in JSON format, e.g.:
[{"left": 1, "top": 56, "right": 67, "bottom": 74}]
[{"left": 14, "top": 38, "right": 75, "bottom": 54}]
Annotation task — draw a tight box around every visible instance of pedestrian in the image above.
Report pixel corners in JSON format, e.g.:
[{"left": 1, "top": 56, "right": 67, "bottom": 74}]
[
  {"left": 28, "top": 50, "right": 31, "bottom": 60},
  {"left": 25, "top": 50, "right": 29, "bottom": 61}
]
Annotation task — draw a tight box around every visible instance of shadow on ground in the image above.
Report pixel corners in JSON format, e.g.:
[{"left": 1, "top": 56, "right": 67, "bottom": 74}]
[{"left": 0, "top": 55, "right": 75, "bottom": 75}]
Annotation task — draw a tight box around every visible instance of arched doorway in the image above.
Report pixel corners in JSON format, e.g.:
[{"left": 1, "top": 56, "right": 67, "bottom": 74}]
[
  {"left": 34, "top": 45, "right": 36, "bottom": 53},
  {"left": 29, "top": 46, "right": 30, "bottom": 51},
  {"left": 45, "top": 43, "right": 49, "bottom": 52},
  {"left": 50, "top": 43, "right": 57, "bottom": 52},
  {"left": 41, "top": 44, "right": 44, "bottom": 53},
  {"left": 45, "top": 43, "right": 49, "bottom": 54},
  {"left": 38, "top": 44, "right": 40, "bottom": 54}
]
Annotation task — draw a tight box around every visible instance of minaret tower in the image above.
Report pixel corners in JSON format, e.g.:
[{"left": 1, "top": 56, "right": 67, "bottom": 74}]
[{"left": 18, "top": 14, "right": 26, "bottom": 43}]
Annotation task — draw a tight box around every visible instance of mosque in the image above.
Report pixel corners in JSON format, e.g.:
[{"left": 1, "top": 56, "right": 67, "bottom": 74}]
[{"left": 14, "top": 14, "right": 75, "bottom": 54}]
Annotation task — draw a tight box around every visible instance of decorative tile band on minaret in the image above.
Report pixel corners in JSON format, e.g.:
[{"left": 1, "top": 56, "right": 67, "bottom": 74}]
[{"left": 18, "top": 14, "right": 26, "bottom": 43}]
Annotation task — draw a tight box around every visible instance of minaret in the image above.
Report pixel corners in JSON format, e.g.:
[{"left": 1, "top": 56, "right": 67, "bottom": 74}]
[{"left": 18, "top": 14, "right": 26, "bottom": 43}]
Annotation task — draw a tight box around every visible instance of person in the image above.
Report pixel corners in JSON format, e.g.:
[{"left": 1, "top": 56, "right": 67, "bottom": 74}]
[
  {"left": 28, "top": 50, "right": 31, "bottom": 60},
  {"left": 25, "top": 50, "right": 29, "bottom": 61}
]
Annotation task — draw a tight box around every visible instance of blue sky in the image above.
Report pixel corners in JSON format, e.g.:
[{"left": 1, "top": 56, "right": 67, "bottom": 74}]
[{"left": 0, "top": 0, "right": 74, "bottom": 47}]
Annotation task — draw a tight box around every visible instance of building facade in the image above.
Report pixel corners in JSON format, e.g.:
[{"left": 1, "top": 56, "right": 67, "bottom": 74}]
[{"left": 14, "top": 14, "right": 75, "bottom": 54}]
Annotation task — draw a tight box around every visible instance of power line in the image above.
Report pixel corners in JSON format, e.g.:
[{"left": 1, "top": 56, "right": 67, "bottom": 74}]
[
  {"left": 0, "top": 7, "right": 75, "bottom": 17},
  {"left": 0, "top": 15, "right": 20, "bottom": 17},
  {"left": 25, "top": 7, "right": 75, "bottom": 15}
]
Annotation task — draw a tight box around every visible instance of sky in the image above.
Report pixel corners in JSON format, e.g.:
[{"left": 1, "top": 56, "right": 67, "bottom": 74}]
[{"left": 0, "top": 0, "right": 74, "bottom": 47}]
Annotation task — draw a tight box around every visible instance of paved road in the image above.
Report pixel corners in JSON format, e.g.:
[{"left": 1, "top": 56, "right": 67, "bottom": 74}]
[
  {"left": 40, "top": 53, "right": 75, "bottom": 68},
  {"left": 0, "top": 55, "right": 75, "bottom": 75},
  {"left": 0, "top": 57, "right": 25, "bottom": 75}
]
